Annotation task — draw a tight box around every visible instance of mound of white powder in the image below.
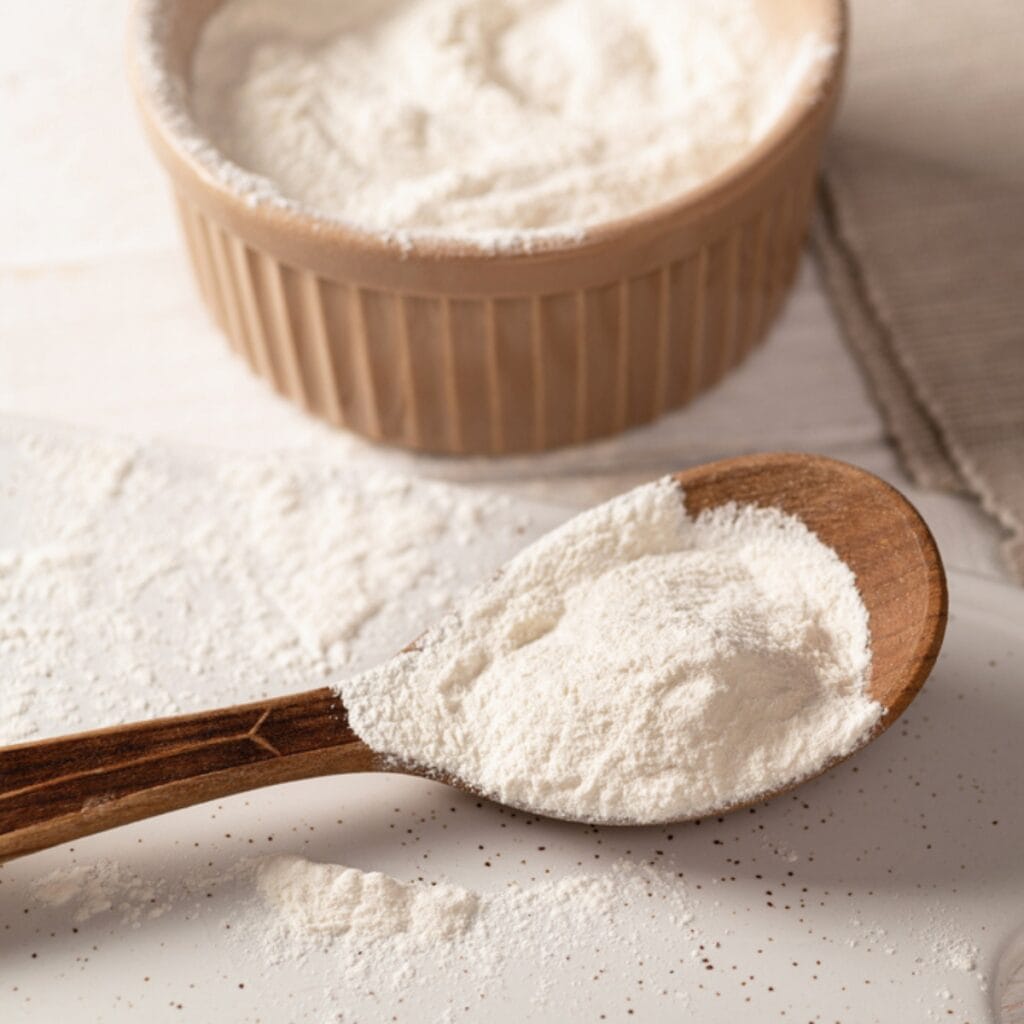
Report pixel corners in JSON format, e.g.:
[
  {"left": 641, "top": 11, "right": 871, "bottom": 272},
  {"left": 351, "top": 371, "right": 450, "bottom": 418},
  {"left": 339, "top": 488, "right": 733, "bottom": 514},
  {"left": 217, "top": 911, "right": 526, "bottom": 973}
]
[
  {"left": 257, "top": 855, "right": 481, "bottom": 944},
  {"left": 254, "top": 854, "right": 696, "bottom": 982},
  {"left": 182, "top": 0, "right": 833, "bottom": 247},
  {"left": 342, "top": 478, "right": 880, "bottom": 823}
]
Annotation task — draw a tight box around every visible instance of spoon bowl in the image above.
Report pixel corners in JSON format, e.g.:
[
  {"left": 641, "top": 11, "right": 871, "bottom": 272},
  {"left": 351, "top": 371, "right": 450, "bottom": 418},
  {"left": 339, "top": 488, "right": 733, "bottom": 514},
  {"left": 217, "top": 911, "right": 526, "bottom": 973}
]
[
  {"left": 676, "top": 452, "right": 946, "bottom": 730},
  {"left": 667, "top": 451, "right": 947, "bottom": 819},
  {"left": 0, "top": 453, "right": 946, "bottom": 860}
]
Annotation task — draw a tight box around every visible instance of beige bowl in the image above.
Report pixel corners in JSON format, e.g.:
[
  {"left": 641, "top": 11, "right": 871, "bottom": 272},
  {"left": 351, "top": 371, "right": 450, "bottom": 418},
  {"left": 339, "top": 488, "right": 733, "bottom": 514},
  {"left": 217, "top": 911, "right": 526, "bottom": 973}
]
[{"left": 129, "top": 0, "right": 846, "bottom": 455}]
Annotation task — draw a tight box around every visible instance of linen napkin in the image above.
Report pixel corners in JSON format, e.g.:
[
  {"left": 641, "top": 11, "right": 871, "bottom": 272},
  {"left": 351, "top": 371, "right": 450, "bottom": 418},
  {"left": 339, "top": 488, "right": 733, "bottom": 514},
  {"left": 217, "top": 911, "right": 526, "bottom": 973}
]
[{"left": 814, "top": 0, "right": 1024, "bottom": 578}]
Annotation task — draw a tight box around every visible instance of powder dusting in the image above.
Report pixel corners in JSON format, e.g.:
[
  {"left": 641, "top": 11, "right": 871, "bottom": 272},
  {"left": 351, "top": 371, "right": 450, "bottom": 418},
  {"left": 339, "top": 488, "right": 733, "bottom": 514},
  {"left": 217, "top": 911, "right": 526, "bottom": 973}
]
[
  {"left": 30, "top": 860, "right": 171, "bottom": 926},
  {"left": 343, "top": 477, "right": 880, "bottom": 823},
  {"left": 160, "top": 0, "right": 835, "bottom": 249},
  {"left": 253, "top": 853, "right": 697, "bottom": 1007},
  {"left": 6, "top": 425, "right": 991, "bottom": 1020},
  {"left": 257, "top": 855, "right": 480, "bottom": 945},
  {"left": 0, "top": 423, "right": 542, "bottom": 744},
  {"left": 28, "top": 848, "right": 702, "bottom": 1015}
]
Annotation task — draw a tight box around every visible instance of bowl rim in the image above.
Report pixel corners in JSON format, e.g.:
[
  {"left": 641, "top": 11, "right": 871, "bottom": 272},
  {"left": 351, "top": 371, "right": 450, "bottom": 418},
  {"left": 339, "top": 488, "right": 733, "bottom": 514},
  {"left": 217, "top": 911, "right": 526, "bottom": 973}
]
[{"left": 128, "top": 0, "right": 847, "bottom": 268}]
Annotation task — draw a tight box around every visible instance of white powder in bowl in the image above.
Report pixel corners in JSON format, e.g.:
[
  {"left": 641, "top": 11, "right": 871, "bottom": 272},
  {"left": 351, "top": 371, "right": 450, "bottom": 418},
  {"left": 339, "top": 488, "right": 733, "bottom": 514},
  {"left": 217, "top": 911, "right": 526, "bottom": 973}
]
[
  {"left": 341, "top": 477, "right": 881, "bottom": 824},
  {"left": 181, "top": 0, "right": 834, "bottom": 248}
]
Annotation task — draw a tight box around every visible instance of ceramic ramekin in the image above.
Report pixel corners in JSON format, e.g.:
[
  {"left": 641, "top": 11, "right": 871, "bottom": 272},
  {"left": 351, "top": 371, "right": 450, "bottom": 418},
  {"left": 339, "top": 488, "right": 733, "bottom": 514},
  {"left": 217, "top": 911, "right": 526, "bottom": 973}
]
[{"left": 129, "top": 0, "right": 846, "bottom": 455}]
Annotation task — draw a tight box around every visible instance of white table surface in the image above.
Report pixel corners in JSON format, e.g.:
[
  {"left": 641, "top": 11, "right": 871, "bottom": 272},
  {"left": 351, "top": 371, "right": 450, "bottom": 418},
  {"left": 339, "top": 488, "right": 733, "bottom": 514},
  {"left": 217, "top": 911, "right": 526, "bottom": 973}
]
[
  {"left": 0, "top": 438, "right": 1021, "bottom": 1023},
  {"left": 2, "top": 3, "right": 1020, "bottom": 1021}
]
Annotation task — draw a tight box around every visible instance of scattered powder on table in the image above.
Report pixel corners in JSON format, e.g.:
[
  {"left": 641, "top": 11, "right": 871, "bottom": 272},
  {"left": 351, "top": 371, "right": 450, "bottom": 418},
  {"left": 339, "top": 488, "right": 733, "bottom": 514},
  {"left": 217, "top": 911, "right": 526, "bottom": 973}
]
[
  {"left": 343, "top": 477, "right": 880, "bottom": 823},
  {"left": 27, "top": 850, "right": 699, "bottom": 1013},
  {"left": 253, "top": 854, "right": 696, "bottom": 1004},
  {"left": 257, "top": 855, "right": 481, "bottom": 945},
  {"left": 158, "top": 0, "right": 834, "bottom": 248},
  {"left": 0, "top": 422, "right": 540, "bottom": 744},
  {"left": 935, "top": 935, "right": 981, "bottom": 974},
  {"left": 6, "top": 426, "right": 987, "bottom": 1020},
  {"left": 30, "top": 860, "right": 171, "bottom": 926}
]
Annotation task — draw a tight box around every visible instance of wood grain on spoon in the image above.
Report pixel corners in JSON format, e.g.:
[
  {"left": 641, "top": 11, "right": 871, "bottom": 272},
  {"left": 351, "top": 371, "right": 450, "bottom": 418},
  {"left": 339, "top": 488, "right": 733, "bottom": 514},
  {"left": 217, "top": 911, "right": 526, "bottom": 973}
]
[{"left": 0, "top": 453, "right": 947, "bottom": 862}]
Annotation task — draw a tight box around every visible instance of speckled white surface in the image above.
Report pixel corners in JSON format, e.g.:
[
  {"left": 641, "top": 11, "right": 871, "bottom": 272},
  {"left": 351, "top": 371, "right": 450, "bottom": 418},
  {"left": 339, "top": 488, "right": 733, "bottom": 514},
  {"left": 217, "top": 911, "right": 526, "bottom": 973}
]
[
  {"left": 2, "top": 2, "right": 1022, "bottom": 1019},
  {"left": 1, "top": 531, "right": 1021, "bottom": 1022}
]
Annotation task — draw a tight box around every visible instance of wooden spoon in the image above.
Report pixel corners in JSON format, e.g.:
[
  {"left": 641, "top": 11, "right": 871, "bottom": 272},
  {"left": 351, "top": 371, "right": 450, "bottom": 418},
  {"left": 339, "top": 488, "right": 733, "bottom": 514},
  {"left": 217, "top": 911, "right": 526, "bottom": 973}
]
[{"left": 0, "top": 453, "right": 947, "bottom": 862}]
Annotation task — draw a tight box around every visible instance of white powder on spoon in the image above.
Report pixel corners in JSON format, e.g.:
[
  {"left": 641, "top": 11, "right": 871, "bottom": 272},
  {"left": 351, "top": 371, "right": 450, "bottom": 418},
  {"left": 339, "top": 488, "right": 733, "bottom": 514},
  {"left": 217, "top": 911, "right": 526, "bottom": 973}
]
[
  {"left": 342, "top": 477, "right": 881, "bottom": 824},
  {"left": 182, "top": 0, "right": 834, "bottom": 248}
]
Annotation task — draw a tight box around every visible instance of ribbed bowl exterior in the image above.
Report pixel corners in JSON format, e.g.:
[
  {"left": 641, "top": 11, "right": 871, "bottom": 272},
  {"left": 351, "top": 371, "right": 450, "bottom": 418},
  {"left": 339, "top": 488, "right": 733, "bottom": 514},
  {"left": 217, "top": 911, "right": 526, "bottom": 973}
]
[
  {"left": 134, "top": 0, "right": 842, "bottom": 455},
  {"left": 172, "top": 164, "right": 816, "bottom": 454}
]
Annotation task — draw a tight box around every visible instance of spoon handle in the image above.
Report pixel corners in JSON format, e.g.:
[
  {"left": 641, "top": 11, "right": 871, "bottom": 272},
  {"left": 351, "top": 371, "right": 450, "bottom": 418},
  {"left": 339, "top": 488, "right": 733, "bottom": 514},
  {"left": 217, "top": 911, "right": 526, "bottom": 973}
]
[{"left": 0, "top": 688, "right": 377, "bottom": 862}]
